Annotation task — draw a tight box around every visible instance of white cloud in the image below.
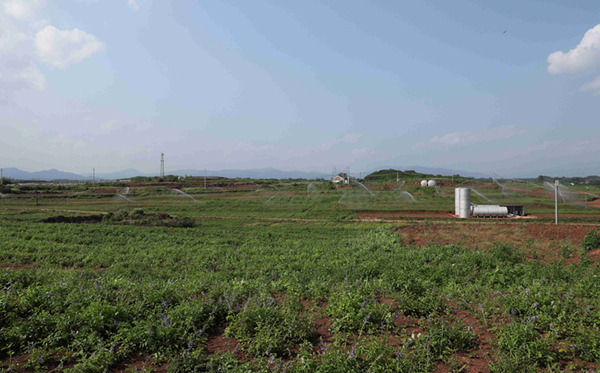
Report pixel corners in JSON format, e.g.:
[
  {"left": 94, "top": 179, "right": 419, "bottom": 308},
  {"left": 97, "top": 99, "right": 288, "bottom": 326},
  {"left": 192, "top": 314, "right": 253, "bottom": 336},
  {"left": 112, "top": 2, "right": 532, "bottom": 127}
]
[
  {"left": 580, "top": 76, "right": 600, "bottom": 95},
  {"left": 127, "top": 0, "right": 140, "bottom": 11},
  {"left": 548, "top": 24, "right": 600, "bottom": 75},
  {"left": 321, "top": 132, "right": 362, "bottom": 150},
  {"left": 351, "top": 147, "right": 376, "bottom": 156},
  {"left": 35, "top": 25, "right": 105, "bottom": 70},
  {"left": 413, "top": 125, "right": 527, "bottom": 150},
  {"left": 1, "top": 1, "right": 105, "bottom": 100},
  {"left": 0, "top": 3, "right": 47, "bottom": 98},
  {"left": 84, "top": 116, "right": 94, "bottom": 122},
  {"left": 3, "top": 0, "right": 45, "bottom": 20},
  {"left": 7, "top": 62, "right": 47, "bottom": 90},
  {"left": 0, "top": 23, "right": 27, "bottom": 54},
  {"left": 100, "top": 119, "right": 120, "bottom": 131},
  {"left": 48, "top": 134, "right": 85, "bottom": 148}
]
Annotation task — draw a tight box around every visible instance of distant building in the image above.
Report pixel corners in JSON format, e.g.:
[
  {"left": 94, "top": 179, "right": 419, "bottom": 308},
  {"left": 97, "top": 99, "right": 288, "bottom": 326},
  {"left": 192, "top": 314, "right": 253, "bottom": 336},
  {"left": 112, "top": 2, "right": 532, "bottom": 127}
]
[{"left": 331, "top": 175, "right": 345, "bottom": 184}]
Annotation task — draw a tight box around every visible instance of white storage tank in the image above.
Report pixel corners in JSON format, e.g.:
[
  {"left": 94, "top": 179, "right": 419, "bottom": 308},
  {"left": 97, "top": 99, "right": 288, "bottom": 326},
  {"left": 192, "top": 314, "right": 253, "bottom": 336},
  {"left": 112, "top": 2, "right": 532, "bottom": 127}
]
[
  {"left": 472, "top": 205, "right": 508, "bottom": 217},
  {"left": 428, "top": 180, "right": 436, "bottom": 187},
  {"left": 455, "top": 188, "right": 461, "bottom": 215},
  {"left": 458, "top": 188, "right": 471, "bottom": 218},
  {"left": 420, "top": 180, "right": 428, "bottom": 187}
]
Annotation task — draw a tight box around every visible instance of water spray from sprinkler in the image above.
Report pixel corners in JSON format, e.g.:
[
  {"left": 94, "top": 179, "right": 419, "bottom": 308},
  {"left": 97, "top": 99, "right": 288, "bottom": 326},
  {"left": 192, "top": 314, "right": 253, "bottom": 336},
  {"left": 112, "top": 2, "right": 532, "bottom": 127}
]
[
  {"left": 349, "top": 177, "right": 375, "bottom": 198},
  {"left": 400, "top": 191, "right": 416, "bottom": 202},
  {"left": 171, "top": 188, "right": 198, "bottom": 202},
  {"left": 264, "top": 185, "right": 282, "bottom": 205},
  {"left": 115, "top": 194, "right": 134, "bottom": 203}
]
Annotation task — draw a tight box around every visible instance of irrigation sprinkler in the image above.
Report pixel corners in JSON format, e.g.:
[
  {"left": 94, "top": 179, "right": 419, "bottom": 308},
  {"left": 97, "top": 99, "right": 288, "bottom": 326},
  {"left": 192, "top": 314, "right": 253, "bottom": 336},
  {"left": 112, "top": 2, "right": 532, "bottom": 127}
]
[{"left": 555, "top": 180, "right": 559, "bottom": 225}]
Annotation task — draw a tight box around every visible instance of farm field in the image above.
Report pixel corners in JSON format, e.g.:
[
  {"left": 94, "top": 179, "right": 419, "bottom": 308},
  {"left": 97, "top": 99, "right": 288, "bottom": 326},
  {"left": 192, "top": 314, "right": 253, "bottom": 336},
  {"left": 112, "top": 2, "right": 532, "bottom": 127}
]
[{"left": 1, "top": 179, "right": 600, "bottom": 372}]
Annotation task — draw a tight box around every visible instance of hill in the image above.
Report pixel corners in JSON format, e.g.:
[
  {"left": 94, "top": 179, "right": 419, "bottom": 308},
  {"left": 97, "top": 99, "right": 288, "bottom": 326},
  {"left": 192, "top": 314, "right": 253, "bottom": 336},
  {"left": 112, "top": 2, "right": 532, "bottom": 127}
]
[
  {"left": 364, "top": 168, "right": 475, "bottom": 182},
  {"left": 1, "top": 168, "right": 88, "bottom": 181}
]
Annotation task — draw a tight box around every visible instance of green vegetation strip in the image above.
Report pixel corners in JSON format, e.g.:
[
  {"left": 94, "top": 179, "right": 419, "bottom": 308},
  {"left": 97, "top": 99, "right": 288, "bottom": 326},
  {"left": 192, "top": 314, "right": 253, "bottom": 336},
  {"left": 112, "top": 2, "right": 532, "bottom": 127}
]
[{"left": 1, "top": 219, "right": 600, "bottom": 372}]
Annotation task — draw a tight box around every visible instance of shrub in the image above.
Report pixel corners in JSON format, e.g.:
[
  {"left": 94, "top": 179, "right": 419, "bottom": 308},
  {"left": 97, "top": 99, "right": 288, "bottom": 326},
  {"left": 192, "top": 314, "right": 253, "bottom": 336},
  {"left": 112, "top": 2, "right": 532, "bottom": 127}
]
[
  {"left": 416, "top": 319, "right": 477, "bottom": 359},
  {"left": 326, "top": 291, "right": 394, "bottom": 334},
  {"left": 496, "top": 322, "right": 553, "bottom": 367},
  {"left": 130, "top": 208, "right": 145, "bottom": 220},
  {"left": 560, "top": 241, "right": 573, "bottom": 259},
  {"left": 225, "top": 294, "right": 314, "bottom": 356},
  {"left": 582, "top": 230, "right": 600, "bottom": 252},
  {"left": 490, "top": 243, "right": 523, "bottom": 264},
  {"left": 396, "top": 291, "right": 446, "bottom": 318}
]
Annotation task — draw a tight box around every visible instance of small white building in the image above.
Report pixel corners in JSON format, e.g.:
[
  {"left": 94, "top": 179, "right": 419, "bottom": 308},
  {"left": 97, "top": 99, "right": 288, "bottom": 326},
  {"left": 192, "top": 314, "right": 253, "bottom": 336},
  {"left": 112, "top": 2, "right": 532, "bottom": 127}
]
[{"left": 331, "top": 175, "right": 345, "bottom": 184}]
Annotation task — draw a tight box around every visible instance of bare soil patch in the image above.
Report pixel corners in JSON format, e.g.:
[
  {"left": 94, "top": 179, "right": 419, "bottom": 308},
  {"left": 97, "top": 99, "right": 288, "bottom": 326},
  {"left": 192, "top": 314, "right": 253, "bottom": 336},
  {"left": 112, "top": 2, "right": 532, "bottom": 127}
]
[
  {"left": 0, "top": 262, "right": 35, "bottom": 270},
  {"left": 395, "top": 223, "right": 598, "bottom": 256},
  {"left": 112, "top": 356, "right": 168, "bottom": 373},
  {"left": 205, "top": 326, "right": 248, "bottom": 362}
]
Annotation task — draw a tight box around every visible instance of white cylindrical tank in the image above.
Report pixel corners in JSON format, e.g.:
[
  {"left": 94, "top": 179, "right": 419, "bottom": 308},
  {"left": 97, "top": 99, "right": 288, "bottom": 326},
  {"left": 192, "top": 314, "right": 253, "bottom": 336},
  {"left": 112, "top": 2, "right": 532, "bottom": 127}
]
[
  {"left": 420, "top": 180, "right": 428, "bottom": 187},
  {"left": 458, "top": 188, "right": 471, "bottom": 218},
  {"left": 472, "top": 205, "right": 508, "bottom": 217},
  {"left": 428, "top": 180, "right": 436, "bottom": 187},
  {"left": 455, "top": 188, "right": 461, "bottom": 215}
]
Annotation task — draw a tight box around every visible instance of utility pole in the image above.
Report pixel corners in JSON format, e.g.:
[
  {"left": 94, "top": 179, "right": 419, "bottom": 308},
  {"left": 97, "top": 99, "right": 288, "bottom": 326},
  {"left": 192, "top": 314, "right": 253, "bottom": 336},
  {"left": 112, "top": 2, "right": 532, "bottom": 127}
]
[
  {"left": 204, "top": 169, "right": 207, "bottom": 189},
  {"left": 555, "top": 179, "right": 559, "bottom": 225}
]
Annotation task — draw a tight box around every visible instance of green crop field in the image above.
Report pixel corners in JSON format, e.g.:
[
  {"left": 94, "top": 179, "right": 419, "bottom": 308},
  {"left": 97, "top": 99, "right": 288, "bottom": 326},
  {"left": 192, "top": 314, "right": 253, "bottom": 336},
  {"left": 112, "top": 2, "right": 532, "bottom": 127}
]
[{"left": 1, "top": 180, "right": 600, "bottom": 372}]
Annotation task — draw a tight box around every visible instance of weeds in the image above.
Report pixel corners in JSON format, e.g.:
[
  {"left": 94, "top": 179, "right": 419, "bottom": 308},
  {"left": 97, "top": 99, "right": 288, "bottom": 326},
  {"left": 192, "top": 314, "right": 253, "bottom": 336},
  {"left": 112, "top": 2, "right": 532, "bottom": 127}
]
[
  {"left": 583, "top": 229, "right": 600, "bottom": 252},
  {"left": 1, "top": 208, "right": 600, "bottom": 371}
]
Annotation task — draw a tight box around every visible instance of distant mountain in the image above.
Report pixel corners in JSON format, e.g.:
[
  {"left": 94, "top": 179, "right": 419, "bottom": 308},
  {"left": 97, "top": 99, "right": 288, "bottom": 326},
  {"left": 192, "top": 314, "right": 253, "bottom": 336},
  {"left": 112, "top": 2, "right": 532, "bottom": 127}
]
[
  {"left": 1, "top": 168, "right": 88, "bottom": 181},
  {"left": 170, "top": 167, "right": 331, "bottom": 180},
  {"left": 0, "top": 167, "right": 331, "bottom": 181},
  {"left": 0, "top": 166, "right": 492, "bottom": 182}
]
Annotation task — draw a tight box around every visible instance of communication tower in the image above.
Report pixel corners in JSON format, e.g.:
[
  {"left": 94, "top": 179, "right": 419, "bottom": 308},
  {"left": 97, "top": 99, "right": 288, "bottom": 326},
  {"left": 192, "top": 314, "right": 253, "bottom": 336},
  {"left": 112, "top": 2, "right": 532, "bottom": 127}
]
[{"left": 160, "top": 152, "right": 165, "bottom": 179}]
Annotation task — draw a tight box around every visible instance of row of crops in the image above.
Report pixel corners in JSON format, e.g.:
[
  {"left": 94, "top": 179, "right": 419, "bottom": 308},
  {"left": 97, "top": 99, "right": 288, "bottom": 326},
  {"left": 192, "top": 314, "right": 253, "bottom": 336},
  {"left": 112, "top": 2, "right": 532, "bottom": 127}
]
[{"left": 1, "top": 216, "right": 600, "bottom": 372}]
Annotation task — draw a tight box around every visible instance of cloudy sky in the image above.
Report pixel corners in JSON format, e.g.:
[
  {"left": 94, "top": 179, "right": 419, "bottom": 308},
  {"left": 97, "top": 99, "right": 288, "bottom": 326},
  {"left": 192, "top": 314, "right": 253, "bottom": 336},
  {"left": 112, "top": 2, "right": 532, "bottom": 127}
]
[{"left": 1, "top": 0, "right": 600, "bottom": 177}]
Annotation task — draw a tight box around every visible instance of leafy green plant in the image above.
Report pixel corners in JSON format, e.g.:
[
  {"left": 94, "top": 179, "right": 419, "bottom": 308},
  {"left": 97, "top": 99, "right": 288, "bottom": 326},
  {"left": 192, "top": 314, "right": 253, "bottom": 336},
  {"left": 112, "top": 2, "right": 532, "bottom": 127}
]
[
  {"left": 224, "top": 294, "right": 314, "bottom": 356},
  {"left": 560, "top": 241, "right": 573, "bottom": 259},
  {"left": 490, "top": 243, "right": 523, "bottom": 264},
  {"left": 415, "top": 319, "right": 477, "bottom": 360},
  {"left": 496, "top": 322, "right": 554, "bottom": 367},
  {"left": 396, "top": 291, "right": 446, "bottom": 318},
  {"left": 582, "top": 230, "right": 600, "bottom": 251},
  {"left": 326, "top": 291, "right": 394, "bottom": 335}
]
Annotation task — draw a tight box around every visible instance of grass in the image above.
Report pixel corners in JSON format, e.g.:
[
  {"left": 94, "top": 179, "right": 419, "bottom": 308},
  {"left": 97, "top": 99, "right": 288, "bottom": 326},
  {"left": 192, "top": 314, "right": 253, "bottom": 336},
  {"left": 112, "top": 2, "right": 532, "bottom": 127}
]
[{"left": 0, "top": 181, "right": 599, "bottom": 372}]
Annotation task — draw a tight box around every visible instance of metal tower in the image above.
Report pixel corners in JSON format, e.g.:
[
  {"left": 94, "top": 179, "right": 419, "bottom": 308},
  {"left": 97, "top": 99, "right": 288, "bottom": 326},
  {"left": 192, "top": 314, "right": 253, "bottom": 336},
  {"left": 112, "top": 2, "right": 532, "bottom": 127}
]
[{"left": 160, "top": 153, "right": 165, "bottom": 178}]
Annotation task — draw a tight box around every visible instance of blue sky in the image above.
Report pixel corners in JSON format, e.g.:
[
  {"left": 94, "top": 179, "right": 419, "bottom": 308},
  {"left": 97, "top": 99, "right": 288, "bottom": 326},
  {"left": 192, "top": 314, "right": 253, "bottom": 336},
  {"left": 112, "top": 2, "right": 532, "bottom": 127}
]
[{"left": 1, "top": 0, "right": 600, "bottom": 177}]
